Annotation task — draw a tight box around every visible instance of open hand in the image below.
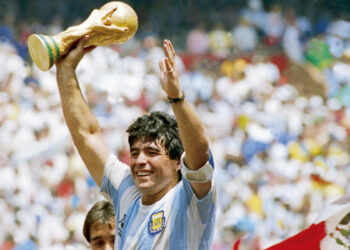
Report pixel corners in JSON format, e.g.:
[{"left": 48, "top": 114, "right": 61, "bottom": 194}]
[{"left": 159, "top": 40, "right": 182, "bottom": 98}]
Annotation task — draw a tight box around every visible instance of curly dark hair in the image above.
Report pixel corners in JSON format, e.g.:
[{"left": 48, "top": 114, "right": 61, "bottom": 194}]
[{"left": 126, "top": 111, "right": 184, "bottom": 160}]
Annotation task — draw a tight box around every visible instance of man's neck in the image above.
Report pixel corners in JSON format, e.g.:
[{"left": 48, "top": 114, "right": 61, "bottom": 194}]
[{"left": 141, "top": 181, "right": 179, "bottom": 205}]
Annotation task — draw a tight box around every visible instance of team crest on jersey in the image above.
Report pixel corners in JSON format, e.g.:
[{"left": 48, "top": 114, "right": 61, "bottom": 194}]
[{"left": 148, "top": 211, "right": 166, "bottom": 235}]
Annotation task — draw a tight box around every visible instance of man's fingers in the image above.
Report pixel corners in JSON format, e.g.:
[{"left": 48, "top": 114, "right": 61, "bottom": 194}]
[
  {"left": 165, "top": 40, "right": 175, "bottom": 60},
  {"left": 165, "top": 58, "right": 173, "bottom": 72},
  {"left": 78, "top": 35, "right": 89, "bottom": 49},
  {"left": 159, "top": 58, "right": 173, "bottom": 75},
  {"left": 64, "top": 36, "right": 89, "bottom": 64},
  {"left": 84, "top": 45, "right": 96, "bottom": 54},
  {"left": 70, "top": 36, "right": 88, "bottom": 58},
  {"left": 166, "top": 40, "right": 176, "bottom": 59},
  {"left": 55, "top": 36, "right": 90, "bottom": 68},
  {"left": 163, "top": 43, "right": 170, "bottom": 59},
  {"left": 163, "top": 40, "right": 175, "bottom": 66},
  {"left": 159, "top": 59, "right": 166, "bottom": 73}
]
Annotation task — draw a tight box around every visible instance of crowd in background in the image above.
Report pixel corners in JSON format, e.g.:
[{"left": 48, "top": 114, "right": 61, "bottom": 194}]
[{"left": 1, "top": 0, "right": 350, "bottom": 249}]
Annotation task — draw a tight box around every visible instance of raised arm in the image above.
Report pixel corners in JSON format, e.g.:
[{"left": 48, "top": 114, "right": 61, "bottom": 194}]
[
  {"left": 55, "top": 36, "right": 110, "bottom": 186},
  {"left": 159, "top": 40, "right": 211, "bottom": 198}
]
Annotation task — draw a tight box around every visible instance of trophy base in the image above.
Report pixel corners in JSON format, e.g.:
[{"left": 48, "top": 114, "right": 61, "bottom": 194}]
[{"left": 28, "top": 34, "right": 61, "bottom": 71}]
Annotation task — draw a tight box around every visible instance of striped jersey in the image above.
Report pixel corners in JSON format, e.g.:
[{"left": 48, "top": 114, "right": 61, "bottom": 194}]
[{"left": 100, "top": 153, "right": 217, "bottom": 250}]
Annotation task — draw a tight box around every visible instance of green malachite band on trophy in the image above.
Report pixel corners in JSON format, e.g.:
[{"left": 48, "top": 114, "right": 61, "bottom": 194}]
[
  {"left": 49, "top": 37, "right": 60, "bottom": 60},
  {"left": 38, "top": 35, "right": 54, "bottom": 67}
]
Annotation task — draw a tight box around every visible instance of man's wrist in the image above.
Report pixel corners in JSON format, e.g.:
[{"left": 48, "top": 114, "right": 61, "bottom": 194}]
[
  {"left": 167, "top": 91, "right": 185, "bottom": 104},
  {"left": 57, "top": 65, "right": 76, "bottom": 76}
]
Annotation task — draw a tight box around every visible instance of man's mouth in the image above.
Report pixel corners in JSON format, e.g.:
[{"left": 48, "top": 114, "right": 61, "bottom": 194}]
[{"left": 136, "top": 171, "right": 152, "bottom": 177}]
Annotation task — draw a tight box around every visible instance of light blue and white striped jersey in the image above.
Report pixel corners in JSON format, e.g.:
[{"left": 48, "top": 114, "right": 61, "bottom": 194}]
[{"left": 100, "top": 153, "right": 217, "bottom": 250}]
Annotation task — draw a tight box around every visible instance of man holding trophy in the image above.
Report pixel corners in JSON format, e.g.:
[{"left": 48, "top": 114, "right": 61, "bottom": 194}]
[{"left": 33, "top": 1, "right": 217, "bottom": 249}]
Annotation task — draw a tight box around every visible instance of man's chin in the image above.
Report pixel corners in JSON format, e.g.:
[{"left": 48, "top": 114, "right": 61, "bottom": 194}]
[{"left": 136, "top": 181, "right": 154, "bottom": 191}]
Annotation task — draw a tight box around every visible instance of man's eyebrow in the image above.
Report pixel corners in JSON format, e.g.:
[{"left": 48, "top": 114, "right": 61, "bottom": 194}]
[
  {"left": 130, "top": 146, "right": 139, "bottom": 152},
  {"left": 130, "top": 145, "right": 162, "bottom": 152},
  {"left": 146, "top": 145, "right": 161, "bottom": 152},
  {"left": 91, "top": 236, "right": 103, "bottom": 242}
]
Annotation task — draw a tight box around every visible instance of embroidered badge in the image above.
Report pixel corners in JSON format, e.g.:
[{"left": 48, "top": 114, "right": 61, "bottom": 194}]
[{"left": 148, "top": 211, "right": 166, "bottom": 235}]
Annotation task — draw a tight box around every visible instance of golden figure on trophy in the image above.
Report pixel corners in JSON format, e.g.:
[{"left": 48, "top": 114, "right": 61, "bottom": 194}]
[{"left": 28, "top": 1, "right": 138, "bottom": 71}]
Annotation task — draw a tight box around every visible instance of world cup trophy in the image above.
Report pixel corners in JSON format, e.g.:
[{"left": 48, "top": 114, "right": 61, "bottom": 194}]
[{"left": 28, "top": 1, "right": 138, "bottom": 71}]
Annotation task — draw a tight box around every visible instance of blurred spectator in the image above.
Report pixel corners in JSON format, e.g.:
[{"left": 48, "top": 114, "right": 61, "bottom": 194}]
[
  {"left": 325, "top": 17, "right": 350, "bottom": 58},
  {"left": 208, "top": 23, "right": 233, "bottom": 59},
  {"left": 282, "top": 8, "right": 304, "bottom": 64},
  {"left": 305, "top": 37, "right": 334, "bottom": 70},
  {"left": 186, "top": 24, "right": 210, "bottom": 55},
  {"left": 232, "top": 16, "right": 258, "bottom": 53},
  {"left": 263, "top": 3, "right": 285, "bottom": 46},
  {"left": 143, "top": 35, "right": 163, "bottom": 74},
  {"left": 240, "top": 0, "right": 266, "bottom": 34}
]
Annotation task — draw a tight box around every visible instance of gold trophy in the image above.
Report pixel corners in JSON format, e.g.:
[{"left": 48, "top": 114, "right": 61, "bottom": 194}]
[{"left": 28, "top": 1, "right": 138, "bottom": 71}]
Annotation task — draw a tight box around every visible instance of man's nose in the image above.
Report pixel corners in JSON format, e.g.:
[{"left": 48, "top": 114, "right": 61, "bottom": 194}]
[
  {"left": 104, "top": 243, "right": 114, "bottom": 250},
  {"left": 135, "top": 151, "right": 147, "bottom": 165}
]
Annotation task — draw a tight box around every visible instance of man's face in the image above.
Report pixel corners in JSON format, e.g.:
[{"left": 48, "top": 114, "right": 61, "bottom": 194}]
[
  {"left": 90, "top": 221, "right": 115, "bottom": 250},
  {"left": 129, "top": 140, "right": 180, "bottom": 203}
]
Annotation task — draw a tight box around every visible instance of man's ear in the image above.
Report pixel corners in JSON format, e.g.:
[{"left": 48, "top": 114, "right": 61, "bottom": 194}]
[{"left": 175, "top": 159, "right": 181, "bottom": 171}]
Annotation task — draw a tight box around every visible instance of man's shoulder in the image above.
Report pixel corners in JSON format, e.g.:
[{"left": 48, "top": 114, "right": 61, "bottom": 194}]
[{"left": 103, "top": 153, "right": 132, "bottom": 181}]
